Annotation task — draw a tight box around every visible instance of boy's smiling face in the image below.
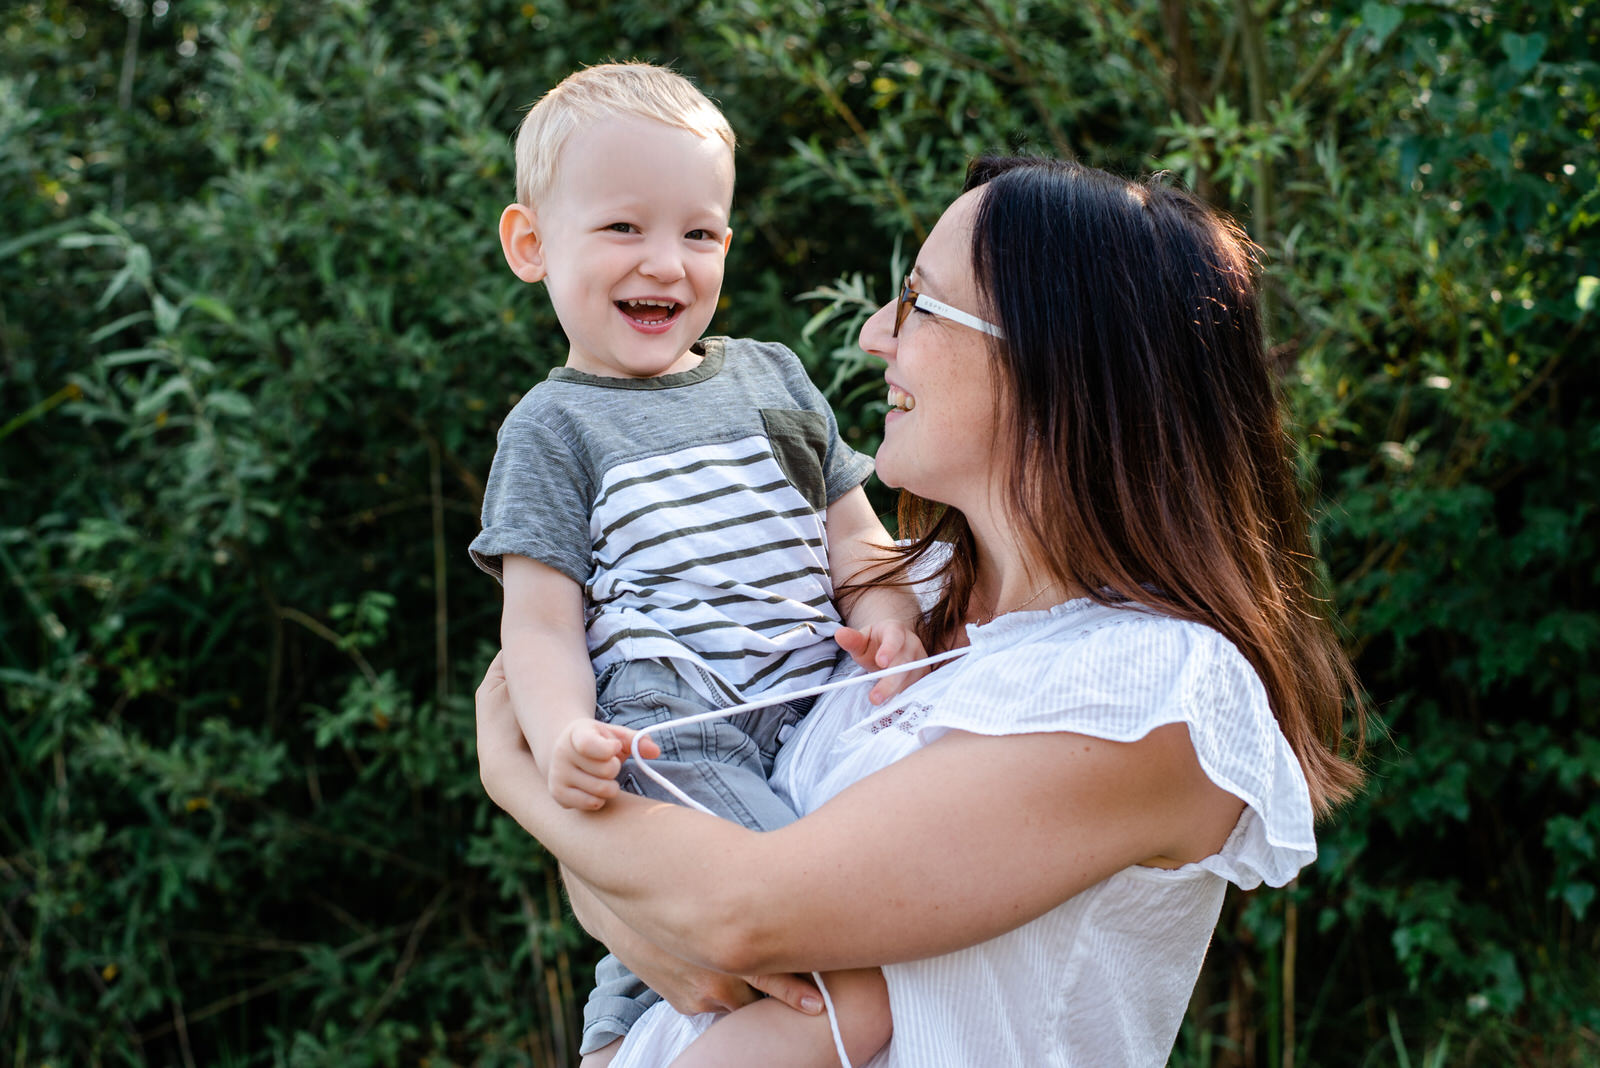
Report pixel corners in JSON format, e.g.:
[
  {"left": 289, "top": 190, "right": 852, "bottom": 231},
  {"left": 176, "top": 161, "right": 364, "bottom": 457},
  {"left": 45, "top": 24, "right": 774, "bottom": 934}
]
[{"left": 510, "top": 114, "right": 735, "bottom": 379}]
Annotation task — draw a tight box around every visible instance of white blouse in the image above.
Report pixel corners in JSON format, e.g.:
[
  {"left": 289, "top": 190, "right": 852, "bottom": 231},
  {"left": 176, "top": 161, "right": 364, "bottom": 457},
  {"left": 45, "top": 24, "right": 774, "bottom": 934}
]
[{"left": 610, "top": 598, "right": 1317, "bottom": 1067}]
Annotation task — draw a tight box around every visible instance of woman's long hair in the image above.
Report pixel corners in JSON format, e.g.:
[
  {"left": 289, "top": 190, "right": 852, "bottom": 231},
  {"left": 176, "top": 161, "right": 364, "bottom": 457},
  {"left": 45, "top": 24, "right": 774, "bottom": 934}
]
[{"left": 889, "top": 156, "right": 1364, "bottom": 816}]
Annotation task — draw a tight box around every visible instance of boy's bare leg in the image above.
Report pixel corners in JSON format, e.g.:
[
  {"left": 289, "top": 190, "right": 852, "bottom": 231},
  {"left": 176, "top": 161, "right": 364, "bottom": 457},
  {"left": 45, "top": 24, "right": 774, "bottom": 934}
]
[
  {"left": 670, "top": 967, "right": 890, "bottom": 1068},
  {"left": 580, "top": 1038, "right": 621, "bottom": 1068}
]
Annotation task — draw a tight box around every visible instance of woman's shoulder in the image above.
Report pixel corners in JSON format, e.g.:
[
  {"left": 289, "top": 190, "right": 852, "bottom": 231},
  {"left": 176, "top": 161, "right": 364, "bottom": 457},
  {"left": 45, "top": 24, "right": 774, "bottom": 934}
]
[
  {"left": 924, "top": 599, "right": 1316, "bottom": 888},
  {"left": 941, "top": 599, "right": 1263, "bottom": 732}
]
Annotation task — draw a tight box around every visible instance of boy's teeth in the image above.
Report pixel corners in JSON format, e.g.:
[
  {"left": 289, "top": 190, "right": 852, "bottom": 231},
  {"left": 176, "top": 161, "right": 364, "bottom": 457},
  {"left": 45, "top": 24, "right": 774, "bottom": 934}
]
[{"left": 618, "top": 299, "right": 679, "bottom": 322}]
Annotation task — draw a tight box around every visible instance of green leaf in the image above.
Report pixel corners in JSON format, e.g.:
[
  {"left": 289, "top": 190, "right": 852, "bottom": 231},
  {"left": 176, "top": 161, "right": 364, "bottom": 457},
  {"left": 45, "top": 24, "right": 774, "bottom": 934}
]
[
  {"left": 152, "top": 292, "right": 181, "bottom": 335},
  {"left": 87, "top": 310, "right": 155, "bottom": 344},
  {"left": 0, "top": 218, "right": 86, "bottom": 260},
  {"left": 1577, "top": 275, "right": 1599, "bottom": 312},
  {"left": 204, "top": 390, "right": 254, "bottom": 419},
  {"left": 184, "top": 294, "right": 239, "bottom": 327},
  {"left": 1361, "top": 3, "right": 1403, "bottom": 49},
  {"left": 1561, "top": 881, "right": 1596, "bottom": 921},
  {"left": 100, "top": 347, "right": 168, "bottom": 368},
  {"left": 1500, "top": 32, "right": 1547, "bottom": 76}
]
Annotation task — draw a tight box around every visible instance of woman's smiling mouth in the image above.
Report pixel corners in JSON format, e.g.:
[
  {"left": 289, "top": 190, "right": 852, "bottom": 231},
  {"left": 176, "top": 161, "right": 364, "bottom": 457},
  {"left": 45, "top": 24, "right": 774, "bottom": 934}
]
[{"left": 888, "top": 385, "right": 916, "bottom": 412}]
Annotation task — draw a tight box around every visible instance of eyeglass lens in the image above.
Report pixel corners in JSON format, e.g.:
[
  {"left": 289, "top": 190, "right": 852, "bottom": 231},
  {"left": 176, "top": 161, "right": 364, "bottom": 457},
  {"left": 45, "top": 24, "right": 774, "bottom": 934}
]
[{"left": 893, "top": 280, "right": 913, "bottom": 337}]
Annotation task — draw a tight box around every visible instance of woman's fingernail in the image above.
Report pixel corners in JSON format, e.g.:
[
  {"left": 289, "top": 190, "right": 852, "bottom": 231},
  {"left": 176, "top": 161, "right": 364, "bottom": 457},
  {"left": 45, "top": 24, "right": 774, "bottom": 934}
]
[{"left": 802, "top": 996, "right": 823, "bottom": 1013}]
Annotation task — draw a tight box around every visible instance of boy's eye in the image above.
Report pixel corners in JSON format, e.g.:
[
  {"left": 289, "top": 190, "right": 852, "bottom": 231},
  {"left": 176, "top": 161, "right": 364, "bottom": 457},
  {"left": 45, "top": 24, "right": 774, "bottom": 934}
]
[
  {"left": 685, "top": 228, "right": 714, "bottom": 241},
  {"left": 606, "top": 223, "right": 638, "bottom": 234}
]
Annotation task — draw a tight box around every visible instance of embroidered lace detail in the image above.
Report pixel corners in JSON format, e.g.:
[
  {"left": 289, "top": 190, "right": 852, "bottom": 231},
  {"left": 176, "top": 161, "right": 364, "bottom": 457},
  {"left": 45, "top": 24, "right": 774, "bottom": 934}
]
[{"left": 868, "top": 701, "right": 930, "bottom": 735}]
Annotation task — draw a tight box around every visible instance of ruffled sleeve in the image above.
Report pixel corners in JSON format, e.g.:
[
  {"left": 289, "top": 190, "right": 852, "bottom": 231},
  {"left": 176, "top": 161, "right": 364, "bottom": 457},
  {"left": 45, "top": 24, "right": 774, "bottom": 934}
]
[{"left": 912, "top": 602, "right": 1317, "bottom": 889}]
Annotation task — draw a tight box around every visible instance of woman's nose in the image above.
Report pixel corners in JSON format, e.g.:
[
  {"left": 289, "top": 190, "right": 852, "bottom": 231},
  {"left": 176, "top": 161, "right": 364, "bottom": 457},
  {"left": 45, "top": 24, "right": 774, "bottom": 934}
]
[{"left": 858, "top": 298, "right": 898, "bottom": 362}]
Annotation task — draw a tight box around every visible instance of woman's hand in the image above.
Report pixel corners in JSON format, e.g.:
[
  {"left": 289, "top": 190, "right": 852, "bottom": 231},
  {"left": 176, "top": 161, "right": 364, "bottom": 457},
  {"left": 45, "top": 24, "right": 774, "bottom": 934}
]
[
  {"left": 480, "top": 654, "right": 825, "bottom": 1019},
  {"left": 567, "top": 866, "right": 825, "bottom": 1018},
  {"left": 476, "top": 651, "right": 536, "bottom": 811},
  {"left": 562, "top": 864, "right": 765, "bottom": 1016},
  {"left": 620, "top": 949, "right": 823, "bottom": 1019}
]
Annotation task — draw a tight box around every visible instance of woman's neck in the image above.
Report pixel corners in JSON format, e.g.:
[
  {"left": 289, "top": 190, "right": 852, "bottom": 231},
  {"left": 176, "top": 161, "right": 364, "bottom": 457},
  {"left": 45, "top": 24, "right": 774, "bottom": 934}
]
[{"left": 961, "top": 510, "right": 1084, "bottom": 627}]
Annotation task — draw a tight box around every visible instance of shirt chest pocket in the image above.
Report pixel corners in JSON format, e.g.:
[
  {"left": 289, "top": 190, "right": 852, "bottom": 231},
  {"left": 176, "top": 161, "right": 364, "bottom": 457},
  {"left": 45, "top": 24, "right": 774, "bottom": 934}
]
[{"left": 759, "top": 408, "right": 828, "bottom": 512}]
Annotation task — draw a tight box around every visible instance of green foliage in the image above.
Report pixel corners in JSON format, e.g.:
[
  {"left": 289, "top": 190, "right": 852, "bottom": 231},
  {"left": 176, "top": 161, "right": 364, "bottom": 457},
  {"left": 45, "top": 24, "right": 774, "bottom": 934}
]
[{"left": 3, "top": 1, "right": 1596, "bottom": 1065}]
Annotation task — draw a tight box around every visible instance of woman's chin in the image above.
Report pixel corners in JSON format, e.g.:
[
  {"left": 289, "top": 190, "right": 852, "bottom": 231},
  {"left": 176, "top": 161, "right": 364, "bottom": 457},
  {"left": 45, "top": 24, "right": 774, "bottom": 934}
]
[{"left": 872, "top": 455, "right": 907, "bottom": 492}]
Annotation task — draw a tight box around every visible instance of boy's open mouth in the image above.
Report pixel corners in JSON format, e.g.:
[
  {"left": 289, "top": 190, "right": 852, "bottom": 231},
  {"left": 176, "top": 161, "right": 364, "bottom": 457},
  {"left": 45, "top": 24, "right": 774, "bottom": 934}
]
[{"left": 616, "top": 299, "right": 682, "bottom": 324}]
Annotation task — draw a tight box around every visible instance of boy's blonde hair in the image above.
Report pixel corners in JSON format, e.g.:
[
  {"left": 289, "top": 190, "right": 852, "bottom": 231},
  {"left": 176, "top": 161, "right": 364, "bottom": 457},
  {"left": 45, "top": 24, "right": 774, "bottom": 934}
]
[{"left": 513, "top": 62, "right": 736, "bottom": 207}]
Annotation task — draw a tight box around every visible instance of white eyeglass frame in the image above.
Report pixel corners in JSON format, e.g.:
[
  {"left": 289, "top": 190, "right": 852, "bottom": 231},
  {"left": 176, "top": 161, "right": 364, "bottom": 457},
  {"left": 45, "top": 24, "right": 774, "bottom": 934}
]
[{"left": 894, "top": 278, "right": 1005, "bottom": 339}]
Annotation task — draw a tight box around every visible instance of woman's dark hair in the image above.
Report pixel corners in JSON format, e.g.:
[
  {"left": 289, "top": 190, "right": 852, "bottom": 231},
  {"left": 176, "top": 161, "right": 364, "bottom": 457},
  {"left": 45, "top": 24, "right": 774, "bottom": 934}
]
[{"left": 891, "top": 155, "right": 1364, "bottom": 815}]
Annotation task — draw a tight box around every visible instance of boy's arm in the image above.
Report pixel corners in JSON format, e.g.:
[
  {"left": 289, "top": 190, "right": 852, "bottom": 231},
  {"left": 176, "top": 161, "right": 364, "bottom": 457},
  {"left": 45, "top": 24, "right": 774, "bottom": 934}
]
[
  {"left": 824, "top": 486, "right": 929, "bottom": 703},
  {"left": 500, "top": 554, "right": 607, "bottom": 800},
  {"left": 823, "top": 485, "right": 909, "bottom": 630}
]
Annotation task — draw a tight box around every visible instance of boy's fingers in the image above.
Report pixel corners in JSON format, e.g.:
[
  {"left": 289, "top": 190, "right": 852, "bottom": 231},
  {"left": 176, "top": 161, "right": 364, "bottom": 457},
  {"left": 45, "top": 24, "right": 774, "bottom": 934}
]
[
  {"left": 572, "top": 727, "right": 623, "bottom": 760},
  {"left": 869, "top": 637, "right": 934, "bottom": 704},
  {"left": 550, "top": 781, "right": 611, "bottom": 811},
  {"left": 587, "top": 775, "right": 621, "bottom": 800},
  {"left": 599, "top": 722, "right": 661, "bottom": 760},
  {"left": 839, "top": 627, "right": 885, "bottom": 672},
  {"left": 874, "top": 628, "right": 906, "bottom": 668},
  {"left": 834, "top": 625, "right": 867, "bottom": 657},
  {"left": 871, "top": 673, "right": 909, "bottom": 704},
  {"left": 571, "top": 771, "right": 621, "bottom": 801},
  {"left": 568, "top": 752, "right": 622, "bottom": 779}
]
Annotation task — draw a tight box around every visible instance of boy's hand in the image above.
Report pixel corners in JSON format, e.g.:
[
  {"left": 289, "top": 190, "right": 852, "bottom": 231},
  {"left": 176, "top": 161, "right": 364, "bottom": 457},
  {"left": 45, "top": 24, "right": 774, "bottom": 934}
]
[
  {"left": 836, "top": 621, "right": 931, "bottom": 705},
  {"left": 547, "top": 719, "right": 661, "bottom": 811}
]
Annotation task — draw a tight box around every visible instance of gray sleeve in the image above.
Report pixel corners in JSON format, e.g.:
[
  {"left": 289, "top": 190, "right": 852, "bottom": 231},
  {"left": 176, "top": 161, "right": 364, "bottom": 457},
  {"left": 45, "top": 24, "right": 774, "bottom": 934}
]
[
  {"left": 777, "top": 345, "right": 875, "bottom": 503},
  {"left": 819, "top": 401, "right": 876, "bottom": 505},
  {"left": 468, "top": 405, "right": 593, "bottom": 586}
]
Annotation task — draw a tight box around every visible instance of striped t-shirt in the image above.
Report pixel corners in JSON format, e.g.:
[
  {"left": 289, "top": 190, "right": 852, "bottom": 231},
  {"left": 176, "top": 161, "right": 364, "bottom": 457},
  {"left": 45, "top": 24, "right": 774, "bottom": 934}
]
[{"left": 470, "top": 336, "right": 876, "bottom": 705}]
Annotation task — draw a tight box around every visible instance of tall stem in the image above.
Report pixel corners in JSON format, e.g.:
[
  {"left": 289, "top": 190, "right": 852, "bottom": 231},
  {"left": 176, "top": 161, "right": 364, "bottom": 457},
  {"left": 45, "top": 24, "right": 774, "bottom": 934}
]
[
  {"left": 1283, "top": 884, "right": 1299, "bottom": 1068},
  {"left": 429, "top": 435, "right": 449, "bottom": 704},
  {"left": 114, "top": 8, "right": 143, "bottom": 215},
  {"left": 1233, "top": 0, "right": 1276, "bottom": 326}
]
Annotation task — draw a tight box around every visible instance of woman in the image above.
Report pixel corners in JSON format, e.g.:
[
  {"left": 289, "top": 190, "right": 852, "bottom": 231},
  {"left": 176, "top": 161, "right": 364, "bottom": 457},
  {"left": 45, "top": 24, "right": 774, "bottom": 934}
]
[{"left": 476, "top": 155, "right": 1364, "bottom": 1065}]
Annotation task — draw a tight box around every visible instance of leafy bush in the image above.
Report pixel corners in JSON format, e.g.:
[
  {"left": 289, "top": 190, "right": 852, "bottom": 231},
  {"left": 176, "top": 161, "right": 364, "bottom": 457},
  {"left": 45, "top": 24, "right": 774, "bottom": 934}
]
[{"left": 2, "top": 1, "right": 1595, "bottom": 1065}]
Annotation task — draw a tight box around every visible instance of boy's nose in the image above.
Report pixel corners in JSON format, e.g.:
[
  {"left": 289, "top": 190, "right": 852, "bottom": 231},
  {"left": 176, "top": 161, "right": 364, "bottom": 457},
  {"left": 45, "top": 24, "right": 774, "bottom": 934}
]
[{"left": 638, "top": 239, "right": 687, "bottom": 283}]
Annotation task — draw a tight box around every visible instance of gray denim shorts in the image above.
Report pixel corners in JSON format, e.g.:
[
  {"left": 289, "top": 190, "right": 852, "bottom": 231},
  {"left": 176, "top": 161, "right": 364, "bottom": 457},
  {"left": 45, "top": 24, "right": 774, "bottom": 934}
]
[{"left": 579, "top": 656, "right": 816, "bottom": 1054}]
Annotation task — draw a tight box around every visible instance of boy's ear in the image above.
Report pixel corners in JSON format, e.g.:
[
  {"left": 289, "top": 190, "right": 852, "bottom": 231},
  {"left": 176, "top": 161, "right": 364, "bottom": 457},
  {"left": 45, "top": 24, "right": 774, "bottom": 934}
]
[
  {"left": 499, "top": 203, "right": 546, "bottom": 283},
  {"left": 722, "top": 230, "right": 733, "bottom": 255}
]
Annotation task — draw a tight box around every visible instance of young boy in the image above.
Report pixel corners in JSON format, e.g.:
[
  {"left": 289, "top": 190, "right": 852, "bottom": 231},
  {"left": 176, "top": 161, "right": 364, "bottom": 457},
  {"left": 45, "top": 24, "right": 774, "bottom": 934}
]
[{"left": 469, "top": 62, "right": 911, "bottom": 1067}]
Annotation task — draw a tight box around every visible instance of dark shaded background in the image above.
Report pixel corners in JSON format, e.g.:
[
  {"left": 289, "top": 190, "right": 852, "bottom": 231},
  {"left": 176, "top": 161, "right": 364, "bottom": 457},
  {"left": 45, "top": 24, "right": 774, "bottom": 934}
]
[{"left": 2, "top": 1, "right": 1595, "bottom": 1064}]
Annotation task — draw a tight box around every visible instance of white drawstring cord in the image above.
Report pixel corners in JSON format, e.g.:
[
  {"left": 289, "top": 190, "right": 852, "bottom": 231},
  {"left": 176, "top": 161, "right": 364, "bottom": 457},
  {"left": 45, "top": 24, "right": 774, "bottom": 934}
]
[
  {"left": 813, "top": 969, "right": 848, "bottom": 1068},
  {"left": 625, "top": 646, "right": 969, "bottom": 1068},
  {"left": 627, "top": 646, "right": 969, "bottom": 814}
]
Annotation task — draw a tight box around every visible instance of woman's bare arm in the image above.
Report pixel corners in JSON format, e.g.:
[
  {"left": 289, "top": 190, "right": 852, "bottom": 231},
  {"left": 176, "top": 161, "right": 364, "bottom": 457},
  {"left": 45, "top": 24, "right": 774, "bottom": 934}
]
[
  {"left": 561, "top": 866, "right": 824, "bottom": 1018},
  {"left": 478, "top": 655, "right": 1243, "bottom": 976}
]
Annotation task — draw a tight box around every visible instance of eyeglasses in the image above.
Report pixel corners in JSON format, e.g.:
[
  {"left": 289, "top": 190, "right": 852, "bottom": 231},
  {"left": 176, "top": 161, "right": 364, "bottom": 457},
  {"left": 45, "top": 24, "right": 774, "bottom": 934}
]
[{"left": 893, "top": 276, "right": 1005, "bottom": 339}]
